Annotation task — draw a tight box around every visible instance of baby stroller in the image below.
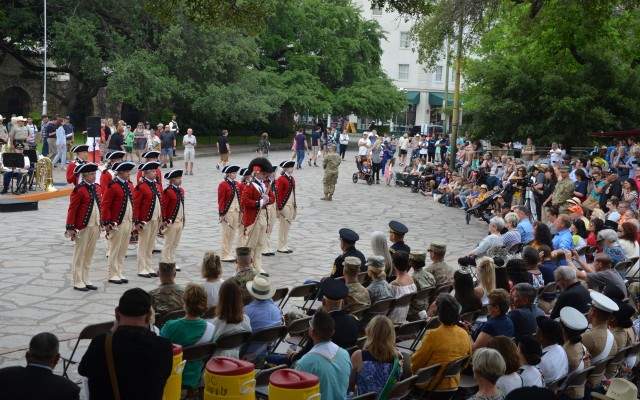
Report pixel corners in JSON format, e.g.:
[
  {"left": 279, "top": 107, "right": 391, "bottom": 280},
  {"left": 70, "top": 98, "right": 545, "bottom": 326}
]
[
  {"left": 465, "top": 184, "right": 510, "bottom": 224},
  {"left": 353, "top": 155, "right": 374, "bottom": 185}
]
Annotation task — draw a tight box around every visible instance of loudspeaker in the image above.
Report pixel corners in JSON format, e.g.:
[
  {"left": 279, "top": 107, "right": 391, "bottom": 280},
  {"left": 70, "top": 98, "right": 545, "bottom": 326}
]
[{"left": 86, "top": 116, "right": 102, "bottom": 138}]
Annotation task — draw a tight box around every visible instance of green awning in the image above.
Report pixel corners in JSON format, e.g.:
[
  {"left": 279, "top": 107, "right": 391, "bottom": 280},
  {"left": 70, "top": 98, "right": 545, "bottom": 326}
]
[
  {"left": 406, "top": 91, "right": 420, "bottom": 105},
  {"left": 429, "top": 92, "right": 453, "bottom": 106}
]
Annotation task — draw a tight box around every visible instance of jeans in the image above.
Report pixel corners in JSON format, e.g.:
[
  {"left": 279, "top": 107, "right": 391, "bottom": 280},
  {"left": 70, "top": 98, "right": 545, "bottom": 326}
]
[
  {"left": 51, "top": 144, "right": 66, "bottom": 167},
  {"left": 42, "top": 139, "right": 49, "bottom": 157},
  {"left": 3, "top": 171, "right": 23, "bottom": 189},
  {"left": 339, "top": 144, "right": 347, "bottom": 159},
  {"left": 372, "top": 162, "right": 381, "bottom": 182},
  {"left": 296, "top": 149, "right": 305, "bottom": 168}
]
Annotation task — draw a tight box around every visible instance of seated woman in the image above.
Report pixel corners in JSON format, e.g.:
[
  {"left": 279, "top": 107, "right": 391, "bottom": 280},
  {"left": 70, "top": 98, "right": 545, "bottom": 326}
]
[
  {"left": 411, "top": 294, "right": 472, "bottom": 392},
  {"left": 470, "top": 348, "right": 506, "bottom": 400},
  {"left": 210, "top": 280, "right": 252, "bottom": 358},
  {"left": 618, "top": 222, "right": 640, "bottom": 278},
  {"left": 349, "top": 316, "right": 402, "bottom": 396},
  {"left": 487, "top": 336, "right": 523, "bottom": 396},
  {"left": 388, "top": 252, "right": 416, "bottom": 324},
  {"left": 502, "top": 213, "right": 522, "bottom": 250},
  {"left": 160, "top": 283, "right": 214, "bottom": 396},
  {"left": 201, "top": 250, "right": 224, "bottom": 308},
  {"left": 517, "top": 334, "right": 544, "bottom": 387},
  {"left": 471, "top": 289, "right": 515, "bottom": 351},
  {"left": 453, "top": 270, "right": 483, "bottom": 314},
  {"left": 458, "top": 217, "right": 505, "bottom": 266},
  {"left": 366, "top": 256, "right": 393, "bottom": 304}
]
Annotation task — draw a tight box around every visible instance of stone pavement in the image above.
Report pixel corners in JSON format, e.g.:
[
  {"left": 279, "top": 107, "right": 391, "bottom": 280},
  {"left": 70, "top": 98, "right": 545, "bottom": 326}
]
[{"left": 0, "top": 149, "right": 488, "bottom": 382}]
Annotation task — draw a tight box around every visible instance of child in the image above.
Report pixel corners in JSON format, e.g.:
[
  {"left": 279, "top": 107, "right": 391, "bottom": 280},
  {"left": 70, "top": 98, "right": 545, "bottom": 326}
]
[
  {"left": 472, "top": 184, "right": 489, "bottom": 207},
  {"left": 466, "top": 184, "right": 480, "bottom": 209},
  {"left": 361, "top": 159, "right": 372, "bottom": 176},
  {"left": 201, "top": 250, "right": 224, "bottom": 308},
  {"left": 385, "top": 157, "right": 396, "bottom": 186}
]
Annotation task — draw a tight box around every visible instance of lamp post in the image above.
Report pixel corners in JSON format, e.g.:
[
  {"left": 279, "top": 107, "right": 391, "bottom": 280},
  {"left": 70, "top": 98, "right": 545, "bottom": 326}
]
[{"left": 42, "top": 0, "right": 47, "bottom": 116}]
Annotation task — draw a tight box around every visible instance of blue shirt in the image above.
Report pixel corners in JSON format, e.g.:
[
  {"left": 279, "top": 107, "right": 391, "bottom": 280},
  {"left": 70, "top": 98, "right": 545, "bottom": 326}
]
[
  {"left": 295, "top": 342, "right": 352, "bottom": 400},
  {"left": 517, "top": 219, "right": 534, "bottom": 243},
  {"left": 553, "top": 228, "right": 574, "bottom": 266},
  {"left": 245, "top": 299, "right": 282, "bottom": 332},
  {"left": 472, "top": 314, "right": 514, "bottom": 341}
]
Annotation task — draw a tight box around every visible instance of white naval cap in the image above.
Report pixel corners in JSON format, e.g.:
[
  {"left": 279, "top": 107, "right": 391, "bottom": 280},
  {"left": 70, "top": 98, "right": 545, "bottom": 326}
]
[
  {"left": 559, "top": 306, "right": 588, "bottom": 331},
  {"left": 590, "top": 291, "right": 619, "bottom": 313}
]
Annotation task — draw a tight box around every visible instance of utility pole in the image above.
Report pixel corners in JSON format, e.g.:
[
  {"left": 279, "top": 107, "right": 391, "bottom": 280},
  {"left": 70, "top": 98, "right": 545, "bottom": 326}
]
[
  {"left": 443, "top": 35, "right": 451, "bottom": 133},
  {"left": 449, "top": 15, "right": 463, "bottom": 171},
  {"left": 42, "top": 0, "right": 47, "bottom": 116}
]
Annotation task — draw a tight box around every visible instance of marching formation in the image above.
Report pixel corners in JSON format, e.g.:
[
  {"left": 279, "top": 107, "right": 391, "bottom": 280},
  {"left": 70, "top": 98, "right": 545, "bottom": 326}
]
[{"left": 65, "top": 155, "right": 297, "bottom": 291}]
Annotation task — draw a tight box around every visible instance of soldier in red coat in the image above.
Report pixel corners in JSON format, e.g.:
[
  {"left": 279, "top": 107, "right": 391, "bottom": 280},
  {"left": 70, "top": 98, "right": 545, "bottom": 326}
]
[
  {"left": 136, "top": 150, "right": 163, "bottom": 186},
  {"left": 218, "top": 165, "right": 241, "bottom": 262},
  {"left": 261, "top": 165, "right": 278, "bottom": 257},
  {"left": 98, "top": 151, "right": 125, "bottom": 189},
  {"left": 235, "top": 167, "right": 251, "bottom": 249},
  {"left": 134, "top": 161, "right": 163, "bottom": 278},
  {"left": 66, "top": 145, "right": 89, "bottom": 186},
  {"left": 66, "top": 163, "right": 101, "bottom": 291},
  {"left": 101, "top": 161, "right": 135, "bottom": 284},
  {"left": 240, "top": 157, "right": 274, "bottom": 273},
  {"left": 276, "top": 160, "right": 297, "bottom": 253},
  {"left": 161, "top": 170, "right": 185, "bottom": 270}
]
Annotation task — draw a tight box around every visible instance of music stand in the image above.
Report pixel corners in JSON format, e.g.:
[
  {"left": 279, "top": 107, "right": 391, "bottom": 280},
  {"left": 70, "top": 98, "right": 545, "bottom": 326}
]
[
  {"left": 3, "top": 153, "right": 25, "bottom": 194},
  {"left": 23, "top": 150, "right": 37, "bottom": 190}
]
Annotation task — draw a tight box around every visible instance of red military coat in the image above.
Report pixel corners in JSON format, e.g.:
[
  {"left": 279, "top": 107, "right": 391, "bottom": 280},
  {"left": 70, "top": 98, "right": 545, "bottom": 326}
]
[
  {"left": 133, "top": 179, "right": 163, "bottom": 224},
  {"left": 275, "top": 174, "right": 296, "bottom": 210},
  {"left": 136, "top": 169, "right": 163, "bottom": 186},
  {"left": 218, "top": 178, "right": 240, "bottom": 217},
  {"left": 66, "top": 158, "right": 84, "bottom": 186},
  {"left": 66, "top": 182, "right": 101, "bottom": 231},
  {"left": 162, "top": 184, "right": 185, "bottom": 223},
  {"left": 240, "top": 179, "right": 275, "bottom": 227},
  {"left": 101, "top": 178, "right": 135, "bottom": 226},
  {"left": 100, "top": 168, "right": 115, "bottom": 189}
]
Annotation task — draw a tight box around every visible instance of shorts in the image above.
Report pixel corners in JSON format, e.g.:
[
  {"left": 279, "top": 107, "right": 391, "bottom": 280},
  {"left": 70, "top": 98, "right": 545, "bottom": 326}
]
[
  {"left": 184, "top": 147, "right": 195, "bottom": 162},
  {"left": 400, "top": 149, "right": 407, "bottom": 155},
  {"left": 220, "top": 153, "right": 229, "bottom": 162},
  {"left": 161, "top": 147, "right": 174, "bottom": 157}
]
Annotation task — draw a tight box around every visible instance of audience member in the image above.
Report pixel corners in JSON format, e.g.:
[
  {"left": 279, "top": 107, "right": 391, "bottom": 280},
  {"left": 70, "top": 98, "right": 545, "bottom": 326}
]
[
  {"left": 515, "top": 206, "right": 534, "bottom": 243},
  {"left": 487, "top": 336, "right": 522, "bottom": 396},
  {"left": 459, "top": 217, "right": 504, "bottom": 266},
  {"left": 598, "top": 228, "right": 627, "bottom": 266},
  {"left": 472, "top": 289, "right": 514, "bottom": 351},
  {"left": 79, "top": 288, "right": 173, "bottom": 400},
  {"left": 522, "top": 246, "right": 545, "bottom": 288},
  {"left": 227, "top": 247, "right": 258, "bottom": 299},
  {"left": 535, "top": 315, "right": 569, "bottom": 382},
  {"left": 453, "top": 270, "right": 483, "bottom": 314},
  {"left": 568, "top": 252, "right": 627, "bottom": 297},
  {"left": 517, "top": 334, "right": 545, "bottom": 387},
  {"left": 549, "top": 266, "right": 591, "bottom": 319},
  {"left": 559, "top": 306, "right": 589, "bottom": 400},
  {"left": 371, "top": 231, "right": 393, "bottom": 277},
  {"left": 244, "top": 274, "right": 283, "bottom": 365},
  {"left": 0, "top": 332, "right": 80, "bottom": 400},
  {"left": 342, "top": 256, "right": 371, "bottom": 314},
  {"left": 388, "top": 251, "right": 416, "bottom": 323},
  {"left": 408, "top": 250, "right": 435, "bottom": 321},
  {"left": 425, "top": 241, "right": 454, "bottom": 285},
  {"left": 471, "top": 348, "right": 506, "bottom": 400},
  {"left": 508, "top": 283, "right": 544, "bottom": 341},
  {"left": 201, "top": 250, "right": 224, "bottom": 308},
  {"left": 532, "top": 222, "right": 554, "bottom": 249},
  {"left": 148, "top": 261, "right": 185, "bottom": 320},
  {"left": 211, "top": 280, "right": 251, "bottom": 358},
  {"left": 618, "top": 221, "right": 640, "bottom": 277},
  {"left": 294, "top": 310, "right": 352, "bottom": 400},
  {"left": 331, "top": 228, "right": 366, "bottom": 278},
  {"left": 366, "top": 256, "right": 393, "bottom": 303},
  {"left": 502, "top": 212, "right": 522, "bottom": 249}
]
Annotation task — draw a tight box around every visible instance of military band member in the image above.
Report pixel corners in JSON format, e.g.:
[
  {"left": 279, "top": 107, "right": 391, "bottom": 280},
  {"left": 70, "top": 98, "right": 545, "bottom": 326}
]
[
  {"left": 101, "top": 161, "right": 135, "bottom": 284},
  {"left": 235, "top": 167, "right": 251, "bottom": 249},
  {"left": 162, "top": 170, "right": 185, "bottom": 271},
  {"left": 389, "top": 220, "right": 410, "bottom": 255},
  {"left": 1, "top": 142, "right": 31, "bottom": 194},
  {"left": 66, "top": 145, "right": 89, "bottom": 186},
  {"left": 240, "top": 157, "right": 275, "bottom": 273},
  {"left": 66, "top": 163, "right": 101, "bottom": 291},
  {"left": 261, "top": 165, "right": 278, "bottom": 257},
  {"left": 99, "top": 151, "right": 125, "bottom": 188},
  {"left": 134, "top": 161, "right": 163, "bottom": 278},
  {"left": 136, "top": 151, "right": 163, "bottom": 185},
  {"left": 218, "top": 165, "right": 241, "bottom": 262},
  {"left": 276, "top": 160, "right": 297, "bottom": 254}
]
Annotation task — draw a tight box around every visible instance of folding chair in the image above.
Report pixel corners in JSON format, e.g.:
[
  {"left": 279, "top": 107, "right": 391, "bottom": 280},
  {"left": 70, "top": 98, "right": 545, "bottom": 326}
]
[
  {"left": 605, "top": 347, "right": 628, "bottom": 378},
  {"left": 255, "top": 364, "right": 286, "bottom": 399},
  {"left": 239, "top": 325, "right": 288, "bottom": 360},
  {"left": 424, "top": 355, "right": 470, "bottom": 400},
  {"left": 183, "top": 342, "right": 217, "bottom": 362},
  {"left": 458, "top": 374, "right": 479, "bottom": 396},
  {"left": 272, "top": 287, "right": 289, "bottom": 303},
  {"left": 398, "top": 318, "right": 440, "bottom": 353},
  {"left": 278, "top": 316, "right": 312, "bottom": 349},
  {"left": 560, "top": 366, "right": 595, "bottom": 394},
  {"left": 545, "top": 375, "right": 567, "bottom": 394},
  {"left": 577, "top": 246, "right": 589, "bottom": 256},
  {"left": 615, "top": 260, "right": 634, "bottom": 274},
  {"left": 364, "top": 298, "right": 395, "bottom": 320},
  {"left": 350, "top": 306, "right": 370, "bottom": 320},
  {"left": 536, "top": 282, "right": 557, "bottom": 303},
  {"left": 459, "top": 311, "right": 478, "bottom": 324},
  {"left": 61, "top": 321, "right": 114, "bottom": 377},
  {"left": 388, "top": 375, "right": 419, "bottom": 400},
  {"left": 347, "top": 345, "right": 359, "bottom": 355},
  {"left": 357, "top": 336, "right": 367, "bottom": 349},
  {"left": 395, "top": 320, "right": 427, "bottom": 338},
  {"left": 278, "top": 283, "right": 318, "bottom": 311},
  {"left": 586, "top": 246, "right": 598, "bottom": 256},
  {"left": 203, "top": 307, "right": 216, "bottom": 319},
  {"left": 430, "top": 284, "right": 452, "bottom": 304},
  {"left": 414, "top": 364, "right": 442, "bottom": 392},
  {"left": 624, "top": 341, "right": 640, "bottom": 359},
  {"left": 387, "top": 292, "right": 415, "bottom": 320},
  {"left": 215, "top": 331, "right": 251, "bottom": 354},
  {"left": 508, "top": 242, "right": 522, "bottom": 254},
  {"left": 154, "top": 309, "right": 186, "bottom": 329},
  {"left": 586, "top": 356, "right": 613, "bottom": 389},
  {"left": 357, "top": 271, "right": 368, "bottom": 284},
  {"left": 413, "top": 286, "right": 436, "bottom": 303}
]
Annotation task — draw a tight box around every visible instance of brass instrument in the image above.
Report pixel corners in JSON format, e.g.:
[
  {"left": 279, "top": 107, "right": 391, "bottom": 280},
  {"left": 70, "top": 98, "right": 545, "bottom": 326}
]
[{"left": 35, "top": 156, "right": 57, "bottom": 192}]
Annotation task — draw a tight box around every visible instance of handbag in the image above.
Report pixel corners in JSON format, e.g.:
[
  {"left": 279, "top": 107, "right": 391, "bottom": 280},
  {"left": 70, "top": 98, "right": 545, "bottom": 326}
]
[
  {"left": 377, "top": 355, "right": 401, "bottom": 400},
  {"left": 105, "top": 333, "right": 122, "bottom": 400}
]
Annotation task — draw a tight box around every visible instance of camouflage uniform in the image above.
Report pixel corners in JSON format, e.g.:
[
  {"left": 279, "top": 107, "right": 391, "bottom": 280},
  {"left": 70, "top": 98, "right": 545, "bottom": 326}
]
[
  {"left": 323, "top": 152, "right": 342, "bottom": 196},
  {"left": 228, "top": 267, "right": 258, "bottom": 299},
  {"left": 343, "top": 281, "right": 371, "bottom": 314},
  {"left": 407, "top": 268, "right": 436, "bottom": 321},
  {"left": 367, "top": 278, "right": 393, "bottom": 304},
  {"left": 148, "top": 283, "right": 185, "bottom": 320},
  {"left": 425, "top": 261, "right": 454, "bottom": 287},
  {"left": 552, "top": 177, "right": 574, "bottom": 214}
]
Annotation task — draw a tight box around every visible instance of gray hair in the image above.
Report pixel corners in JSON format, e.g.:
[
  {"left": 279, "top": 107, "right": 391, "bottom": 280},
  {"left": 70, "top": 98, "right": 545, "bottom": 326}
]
[
  {"left": 504, "top": 213, "right": 519, "bottom": 229},
  {"left": 554, "top": 265, "right": 577, "bottom": 281},
  {"left": 28, "top": 332, "right": 59, "bottom": 360},
  {"left": 514, "top": 283, "right": 536, "bottom": 304},
  {"left": 490, "top": 217, "right": 505, "bottom": 231},
  {"left": 472, "top": 348, "right": 506, "bottom": 384},
  {"left": 371, "top": 231, "right": 393, "bottom": 274}
]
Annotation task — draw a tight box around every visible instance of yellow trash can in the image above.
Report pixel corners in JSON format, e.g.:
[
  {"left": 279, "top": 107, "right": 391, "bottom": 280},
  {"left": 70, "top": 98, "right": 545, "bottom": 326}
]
[
  {"left": 163, "top": 344, "right": 186, "bottom": 400},
  {"left": 204, "top": 357, "right": 255, "bottom": 400},
  {"left": 268, "top": 369, "right": 320, "bottom": 400}
]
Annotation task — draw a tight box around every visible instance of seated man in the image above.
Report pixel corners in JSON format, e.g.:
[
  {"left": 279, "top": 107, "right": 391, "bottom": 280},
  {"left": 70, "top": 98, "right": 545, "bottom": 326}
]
[
  {"left": 148, "top": 261, "right": 185, "bottom": 321},
  {"left": 1, "top": 142, "right": 31, "bottom": 194},
  {"left": 508, "top": 283, "right": 544, "bottom": 341},
  {"left": 0, "top": 332, "right": 80, "bottom": 399},
  {"left": 408, "top": 250, "right": 436, "bottom": 321},
  {"left": 425, "top": 241, "right": 454, "bottom": 286},
  {"left": 342, "top": 256, "right": 371, "bottom": 314},
  {"left": 79, "top": 288, "right": 173, "bottom": 399},
  {"left": 294, "top": 310, "right": 352, "bottom": 400},
  {"left": 227, "top": 247, "right": 258, "bottom": 299},
  {"left": 566, "top": 252, "right": 627, "bottom": 297},
  {"left": 549, "top": 266, "right": 591, "bottom": 319},
  {"left": 244, "top": 274, "right": 284, "bottom": 365}
]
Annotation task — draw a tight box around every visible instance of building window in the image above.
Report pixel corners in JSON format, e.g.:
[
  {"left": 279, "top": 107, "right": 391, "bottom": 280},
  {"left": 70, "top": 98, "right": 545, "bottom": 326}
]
[
  {"left": 372, "top": 7, "right": 382, "bottom": 16},
  {"left": 400, "top": 32, "right": 410, "bottom": 48},
  {"left": 398, "top": 64, "right": 409, "bottom": 80},
  {"left": 435, "top": 66, "right": 443, "bottom": 82},
  {"left": 450, "top": 68, "right": 455, "bottom": 82}
]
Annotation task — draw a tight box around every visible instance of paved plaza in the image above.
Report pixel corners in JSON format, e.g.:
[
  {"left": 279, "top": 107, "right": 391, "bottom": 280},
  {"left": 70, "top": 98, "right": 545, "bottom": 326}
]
[{"left": 0, "top": 149, "right": 488, "bottom": 377}]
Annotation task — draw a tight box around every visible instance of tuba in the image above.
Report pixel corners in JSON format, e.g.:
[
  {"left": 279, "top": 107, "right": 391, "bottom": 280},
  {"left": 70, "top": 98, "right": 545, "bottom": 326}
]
[{"left": 35, "top": 157, "right": 56, "bottom": 192}]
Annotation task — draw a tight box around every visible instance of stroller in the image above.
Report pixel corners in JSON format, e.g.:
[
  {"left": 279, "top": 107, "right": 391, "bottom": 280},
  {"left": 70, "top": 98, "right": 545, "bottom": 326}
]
[
  {"left": 465, "top": 183, "right": 511, "bottom": 224},
  {"left": 352, "top": 155, "right": 374, "bottom": 185}
]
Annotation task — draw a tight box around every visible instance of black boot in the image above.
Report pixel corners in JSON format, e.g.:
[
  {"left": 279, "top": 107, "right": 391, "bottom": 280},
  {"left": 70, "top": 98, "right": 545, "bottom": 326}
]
[{"left": 0, "top": 187, "right": 7, "bottom": 194}]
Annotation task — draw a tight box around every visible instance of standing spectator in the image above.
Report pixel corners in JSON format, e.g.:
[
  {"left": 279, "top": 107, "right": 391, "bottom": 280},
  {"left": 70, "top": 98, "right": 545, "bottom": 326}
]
[
  {"left": 470, "top": 348, "right": 506, "bottom": 400},
  {"left": 133, "top": 122, "right": 147, "bottom": 163},
  {"left": 39, "top": 114, "right": 49, "bottom": 156},
  {"left": 338, "top": 130, "right": 349, "bottom": 159},
  {"left": 309, "top": 127, "right": 320, "bottom": 166},
  {"left": 45, "top": 115, "right": 59, "bottom": 160},
  {"left": 257, "top": 132, "right": 271, "bottom": 159},
  {"left": 216, "top": 130, "right": 231, "bottom": 170},
  {"left": 548, "top": 142, "right": 563, "bottom": 164},
  {"left": 168, "top": 115, "right": 179, "bottom": 136},
  {"left": 600, "top": 173, "right": 623, "bottom": 212},
  {"left": 535, "top": 315, "right": 569, "bottom": 382},
  {"left": 357, "top": 132, "right": 369, "bottom": 159},
  {"left": 51, "top": 117, "right": 67, "bottom": 170},
  {"left": 521, "top": 138, "right": 536, "bottom": 162},
  {"left": 106, "top": 126, "right": 125, "bottom": 157},
  {"left": 122, "top": 124, "right": 134, "bottom": 161},
  {"left": 614, "top": 145, "right": 630, "bottom": 180},
  {"left": 540, "top": 167, "right": 557, "bottom": 223},
  {"left": 182, "top": 128, "right": 197, "bottom": 175},
  {"left": 551, "top": 166, "right": 574, "bottom": 214},
  {"left": 201, "top": 250, "right": 224, "bottom": 308},
  {"left": 160, "top": 124, "right": 176, "bottom": 168},
  {"left": 294, "top": 128, "right": 310, "bottom": 169},
  {"left": 0, "top": 332, "right": 80, "bottom": 399},
  {"left": 148, "top": 125, "right": 161, "bottom": 152},
  {"left": 398, "top": 133, "right": 409, "bottom": 165},
  {"left": 371, "top": 135, "right": 382, "bottom": 184},
  {"left": 381, "top": 139, "right": 394, "bottom": 175},
  {"left": 25, "top": 116, "right": 37, "bottom": 150}
]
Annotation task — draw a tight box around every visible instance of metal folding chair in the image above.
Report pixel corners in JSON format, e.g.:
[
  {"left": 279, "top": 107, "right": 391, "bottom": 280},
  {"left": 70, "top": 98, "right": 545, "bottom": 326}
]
[{"left": 61, "top": 321, "right": 114, "bottom": 377}]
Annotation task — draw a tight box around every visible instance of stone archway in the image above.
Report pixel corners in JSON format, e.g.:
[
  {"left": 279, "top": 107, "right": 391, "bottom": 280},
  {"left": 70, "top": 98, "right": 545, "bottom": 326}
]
[{"left": 2, "top": 86, "right": 31, "bottom": 118}]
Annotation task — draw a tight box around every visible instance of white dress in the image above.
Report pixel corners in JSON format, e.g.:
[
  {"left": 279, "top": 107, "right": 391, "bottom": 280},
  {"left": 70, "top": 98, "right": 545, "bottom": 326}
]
[{"left": 204, "top": 280, "right": 224, "bottom": 308}]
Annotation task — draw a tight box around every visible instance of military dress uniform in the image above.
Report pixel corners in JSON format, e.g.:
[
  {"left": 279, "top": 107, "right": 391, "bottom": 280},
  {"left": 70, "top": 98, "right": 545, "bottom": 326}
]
[
  {"left": 240, "top": 175, "right": 275, "bottom": 272},
  {"left": 331, "top": 229, "right": 367, "bottom": 278},
  {"left": 66, "top": 145, "right": 88, "bottom": 186},
  {"left": 135, "top": 151, "right": 163, "bottom": 186},
  {"left": 559, "top": 307, "right": 590, "bottom": 399},
  {"left": 218, "top": 165, "right": 241, "bottom": 261},
  {"left": 99, "top": 151, "right": 126, "bottom": 255},
  {"left": 261, "top": 174, "right": 278, "bottom": 256},
  {"left": 134, "top": 162, "right": 163, "bottom": 277},
  {"left": 101, "top": 161, "right": 136, "bottom": 283},
  {"left": 234, "top": 168, "right": 251, "bottom": 249},
  {"left": 553, "top": 166, "right": 575, "bottom": 214},
  {"left": 276, "top": 160, "right": 297, "bottom": 253},
  {"left": 161, "top": 170, "right": 185, "bottom": 267},
  {"left": 66, "top": 163, "right": 101, "bottom": 291}
]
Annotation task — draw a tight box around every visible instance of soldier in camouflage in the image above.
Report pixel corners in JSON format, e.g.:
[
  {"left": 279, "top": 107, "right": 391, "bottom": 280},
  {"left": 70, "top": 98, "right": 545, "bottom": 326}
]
[
  {"left": 366, "top": 255, "right": 393, "bottom": 304},
  {"left": 148, "top": 261, "right": 185, "bottom": 320},
  {"left": 552, "top": 166, "right": 574, "bottom": 215},
  {"left": 342, "top": 256, "right": 371, "bottom": 313},
  {"left": 227, "top": 247, "right": 258, "bottom": 299},
  {"left": 407, "top": 250, "right": 436, "bottom": 321},
  {"left": 321, "top": 143, "right": 341, "bottom": 201},
  {"left": 425, "top": 241, "right": 455, "bottom": 286}
]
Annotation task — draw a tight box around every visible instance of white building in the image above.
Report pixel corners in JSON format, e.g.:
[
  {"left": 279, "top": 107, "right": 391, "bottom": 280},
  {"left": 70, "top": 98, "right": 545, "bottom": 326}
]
[{"left": 353, "top": 0, "right": 463, "bottom": 131}]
